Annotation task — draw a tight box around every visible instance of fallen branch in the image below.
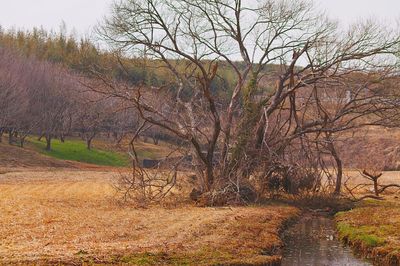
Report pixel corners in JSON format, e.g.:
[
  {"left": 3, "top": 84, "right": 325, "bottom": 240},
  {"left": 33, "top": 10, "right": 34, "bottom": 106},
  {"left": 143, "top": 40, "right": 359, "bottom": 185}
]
[
  {"left": 378, "top": 184, "right": 400, "bottom": 193},
  {"left": 350, "top": 195, "right": 384, "bottom": 202}
]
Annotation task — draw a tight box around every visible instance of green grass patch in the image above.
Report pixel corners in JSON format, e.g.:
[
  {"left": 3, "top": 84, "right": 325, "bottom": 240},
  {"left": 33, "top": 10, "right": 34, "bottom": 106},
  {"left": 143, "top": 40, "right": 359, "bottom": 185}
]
[
  {"left": 337, "top": 222, "right": 385, "bottom": 248},
  {"left": 335, "top": 201, "right": 400, "bottom": 264},
  {"left": 29, "top": 137, "right": 130, "bottom": 167}
]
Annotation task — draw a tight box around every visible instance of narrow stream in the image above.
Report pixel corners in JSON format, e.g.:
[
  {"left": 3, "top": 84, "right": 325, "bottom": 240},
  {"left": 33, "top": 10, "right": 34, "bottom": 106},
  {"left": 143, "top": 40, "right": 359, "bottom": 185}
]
[{"left": 281, "top": 213, "right": 371, "bottom": 266}]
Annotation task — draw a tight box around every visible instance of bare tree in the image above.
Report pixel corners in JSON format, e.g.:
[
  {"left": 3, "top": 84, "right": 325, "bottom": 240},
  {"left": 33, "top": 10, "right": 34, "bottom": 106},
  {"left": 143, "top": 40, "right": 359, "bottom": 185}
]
[
  {"left": 74, "top": 90, "right": 110, "bottom": 150},
  {"left": 352, "top": 150, "right": 400, "bottom": 197},
  {"left": 29, "top": 62, "right": 75, "bottom": 151},
  {"left": 0, "top": 48, "right": 20, "bottom": 143},
  {"left": 0, "top": 48, "right": 39, "bottom": 147},
  {"left": 95, "top": 0, "right": 400, "bottom": 203}
]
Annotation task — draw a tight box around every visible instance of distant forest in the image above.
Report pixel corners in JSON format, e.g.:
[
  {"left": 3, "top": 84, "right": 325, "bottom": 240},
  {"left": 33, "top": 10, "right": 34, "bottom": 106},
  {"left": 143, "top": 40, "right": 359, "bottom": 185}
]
[{"left": 0, "top": 27, "right": 260, "bottom": 99}]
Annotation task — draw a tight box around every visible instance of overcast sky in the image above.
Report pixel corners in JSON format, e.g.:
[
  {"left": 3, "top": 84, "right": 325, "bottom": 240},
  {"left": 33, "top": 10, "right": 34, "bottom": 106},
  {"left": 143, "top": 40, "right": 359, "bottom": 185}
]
[{"left": 0, "top": 0, "right": 399, "bottom": 36}]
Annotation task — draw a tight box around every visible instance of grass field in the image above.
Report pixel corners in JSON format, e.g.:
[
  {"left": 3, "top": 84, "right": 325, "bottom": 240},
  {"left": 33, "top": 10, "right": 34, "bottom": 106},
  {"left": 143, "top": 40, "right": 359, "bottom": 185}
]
[
  {"left": 29, "top": 138, "right": 130, "bottom": 167},
  {"left": 0, "top": 169, "right": 299, "bottom": 265},
  {"left": 2, "top": 133, "right": 400, "bottom": 264}
]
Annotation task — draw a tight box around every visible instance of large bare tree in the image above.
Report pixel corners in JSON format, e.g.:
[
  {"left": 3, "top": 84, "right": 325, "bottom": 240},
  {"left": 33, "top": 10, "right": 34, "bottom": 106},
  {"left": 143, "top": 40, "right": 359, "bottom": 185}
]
[{"left": 96, "top": 0, "right": 400, "bottom": 202}]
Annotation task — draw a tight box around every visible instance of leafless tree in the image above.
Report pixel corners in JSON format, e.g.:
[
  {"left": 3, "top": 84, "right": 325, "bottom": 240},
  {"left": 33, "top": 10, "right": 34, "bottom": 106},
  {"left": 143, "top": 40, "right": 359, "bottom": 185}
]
[
  {"left": 348, "top": 151, "right": 400, "bottom": 198},
  {"left": 0, "top": 48, "right": 20, "bottom": 143},
  {"left": 29, "top": 62, "right": 75, "bottom": 150},
  {"left": 0, "top": 48, "right": 37, "bottom": 147},
  {"left": 94, "top": 0, "right": 400, "bottom": 203},
  {"left": 74, "top": 89, "right": 111, "bottom": 150}
]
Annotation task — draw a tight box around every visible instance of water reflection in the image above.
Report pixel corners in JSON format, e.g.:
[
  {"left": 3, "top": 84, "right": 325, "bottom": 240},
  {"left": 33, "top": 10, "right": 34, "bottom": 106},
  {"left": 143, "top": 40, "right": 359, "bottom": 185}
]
[{"left": 282, "top": 214, "right": 371, "bottom": 266}]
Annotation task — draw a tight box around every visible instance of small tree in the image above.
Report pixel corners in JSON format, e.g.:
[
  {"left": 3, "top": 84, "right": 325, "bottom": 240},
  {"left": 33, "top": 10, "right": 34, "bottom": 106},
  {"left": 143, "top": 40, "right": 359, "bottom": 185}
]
[
  {"left": 357, "top": 151, "right": 400, "bottom": 197},
  {"left": 74, "top": 90, "right": 109, "bottom": 150}
]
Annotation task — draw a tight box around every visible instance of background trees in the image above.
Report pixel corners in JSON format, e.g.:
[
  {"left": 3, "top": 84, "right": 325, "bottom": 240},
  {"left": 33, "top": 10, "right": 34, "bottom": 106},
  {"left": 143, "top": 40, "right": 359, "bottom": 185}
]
[
  {"left": 0, "top": 48, "right": 36, "bottom": 147},
  {"left": 29, "top": 62, "right": 76, "bottom": 150},
  {"left": 0, "top": 45, "right": 127, "bottom": 152}
]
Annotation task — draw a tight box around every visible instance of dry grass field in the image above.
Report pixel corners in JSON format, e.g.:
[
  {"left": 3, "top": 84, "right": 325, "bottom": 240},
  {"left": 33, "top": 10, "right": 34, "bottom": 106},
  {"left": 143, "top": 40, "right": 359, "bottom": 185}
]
[
  {"left": 2, "top": 133, "right": 399, "bottom": 265},
  {"left": 0, "top": 168, "right": 298, "bottom": 265}
]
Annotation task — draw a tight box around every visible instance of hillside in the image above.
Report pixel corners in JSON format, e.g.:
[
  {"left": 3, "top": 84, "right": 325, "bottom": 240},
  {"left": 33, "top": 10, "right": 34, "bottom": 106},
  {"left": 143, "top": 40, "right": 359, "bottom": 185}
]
[
  {"left": 0, "top": 142, "right": 76, "bottom": 170},
  {"left": 337, "top": 127, "right": 400, "bottom": 171}
]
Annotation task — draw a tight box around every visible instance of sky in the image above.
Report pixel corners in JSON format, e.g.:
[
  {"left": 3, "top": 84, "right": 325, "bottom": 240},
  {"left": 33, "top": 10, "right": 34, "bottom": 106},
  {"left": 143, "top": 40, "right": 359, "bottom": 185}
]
[{"left": 0, "top": 0, "right": 399, "bottom": 36}]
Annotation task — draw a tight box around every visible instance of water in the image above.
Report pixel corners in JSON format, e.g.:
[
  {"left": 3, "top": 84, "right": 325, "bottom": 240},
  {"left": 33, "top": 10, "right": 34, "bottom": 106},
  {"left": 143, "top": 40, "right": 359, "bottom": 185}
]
[{"left": 282, "top": 214, "right": 371, "bottom": 266}]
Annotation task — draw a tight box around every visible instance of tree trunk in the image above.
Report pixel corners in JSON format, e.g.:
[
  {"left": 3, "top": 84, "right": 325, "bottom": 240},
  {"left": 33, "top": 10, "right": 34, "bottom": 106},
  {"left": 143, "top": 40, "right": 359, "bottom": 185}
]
[
  {"left": 325, "top": 134, "right": 343, "bottom": 195},
  {"left": 86, "top": 133, "right": 96, "bottom": 150},
  {"left": 331, "top": 144, "right": 343, "bottom": 195},
  {"left": 0, "top": 129, "right": 3, "bottom": 143},
  {"left": 60, "top": 133, "right": 65, "bottom": 143},
  {"left": 20, "top": 136, "right": 26, "bottom": 148},
  {"left": 362, "top": 170, "right": 383, "bottom": 197},
  {"left": 45, "top": 134, "right": 52, "bottom": 151},
  {"left": 152, "top": 137, "right": 159, "bottom": 145},
  {"left": 373, "top": 178, "right": 379, "bottom": 196},
  {"left": 205, "top": 165, "right": 214, "bottom": 191},
  {"left": 8, "top": 129, "right": 13, "bottom": 144},
  {"left": 38, "top": 133, "right": 45, "bottom": 141},
  {"left": 87, "top": 138, "right": 92, "bottom": 150}
]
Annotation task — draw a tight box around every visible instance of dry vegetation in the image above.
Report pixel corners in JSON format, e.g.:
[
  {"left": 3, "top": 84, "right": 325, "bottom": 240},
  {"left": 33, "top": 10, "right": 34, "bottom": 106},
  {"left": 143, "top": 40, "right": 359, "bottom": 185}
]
[{"left": 0, "top": 167, "right": 298, "bottom": 265}]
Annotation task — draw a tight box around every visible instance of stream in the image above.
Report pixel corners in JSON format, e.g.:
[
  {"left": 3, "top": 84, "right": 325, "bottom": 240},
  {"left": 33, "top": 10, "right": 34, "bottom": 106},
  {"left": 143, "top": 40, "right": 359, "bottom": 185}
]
[{"left": 281, "top": 213, "right": 371, "bottom": 266}]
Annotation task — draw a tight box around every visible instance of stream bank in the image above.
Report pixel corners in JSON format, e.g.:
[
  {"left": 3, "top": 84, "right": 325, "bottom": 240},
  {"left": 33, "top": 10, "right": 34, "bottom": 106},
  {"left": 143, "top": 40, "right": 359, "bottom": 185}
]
[{"left": 335, "top": 199, "right": 400, "bottom": 266}]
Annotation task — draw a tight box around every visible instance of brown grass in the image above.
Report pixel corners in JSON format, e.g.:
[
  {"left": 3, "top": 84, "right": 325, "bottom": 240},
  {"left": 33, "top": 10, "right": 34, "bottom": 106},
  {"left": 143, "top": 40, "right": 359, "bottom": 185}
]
[{"left": 0, "top": 169, "right": 298, "bottom": 265}]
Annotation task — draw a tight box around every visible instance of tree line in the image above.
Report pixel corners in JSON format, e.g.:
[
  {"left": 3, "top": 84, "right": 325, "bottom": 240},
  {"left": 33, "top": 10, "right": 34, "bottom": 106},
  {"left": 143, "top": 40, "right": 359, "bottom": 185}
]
[
  {"left": 0, "top": 46, "right": 140, "bottom": 151},
  {"left": 0, "top": 26, "right": 242, "bottom": 97}
]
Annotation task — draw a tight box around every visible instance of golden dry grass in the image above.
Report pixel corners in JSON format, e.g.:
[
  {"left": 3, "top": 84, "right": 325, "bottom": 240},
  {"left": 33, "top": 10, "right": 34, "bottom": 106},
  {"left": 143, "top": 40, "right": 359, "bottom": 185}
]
[{"left": 0, "top": 169, "right": 298, "bottom": 265}]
